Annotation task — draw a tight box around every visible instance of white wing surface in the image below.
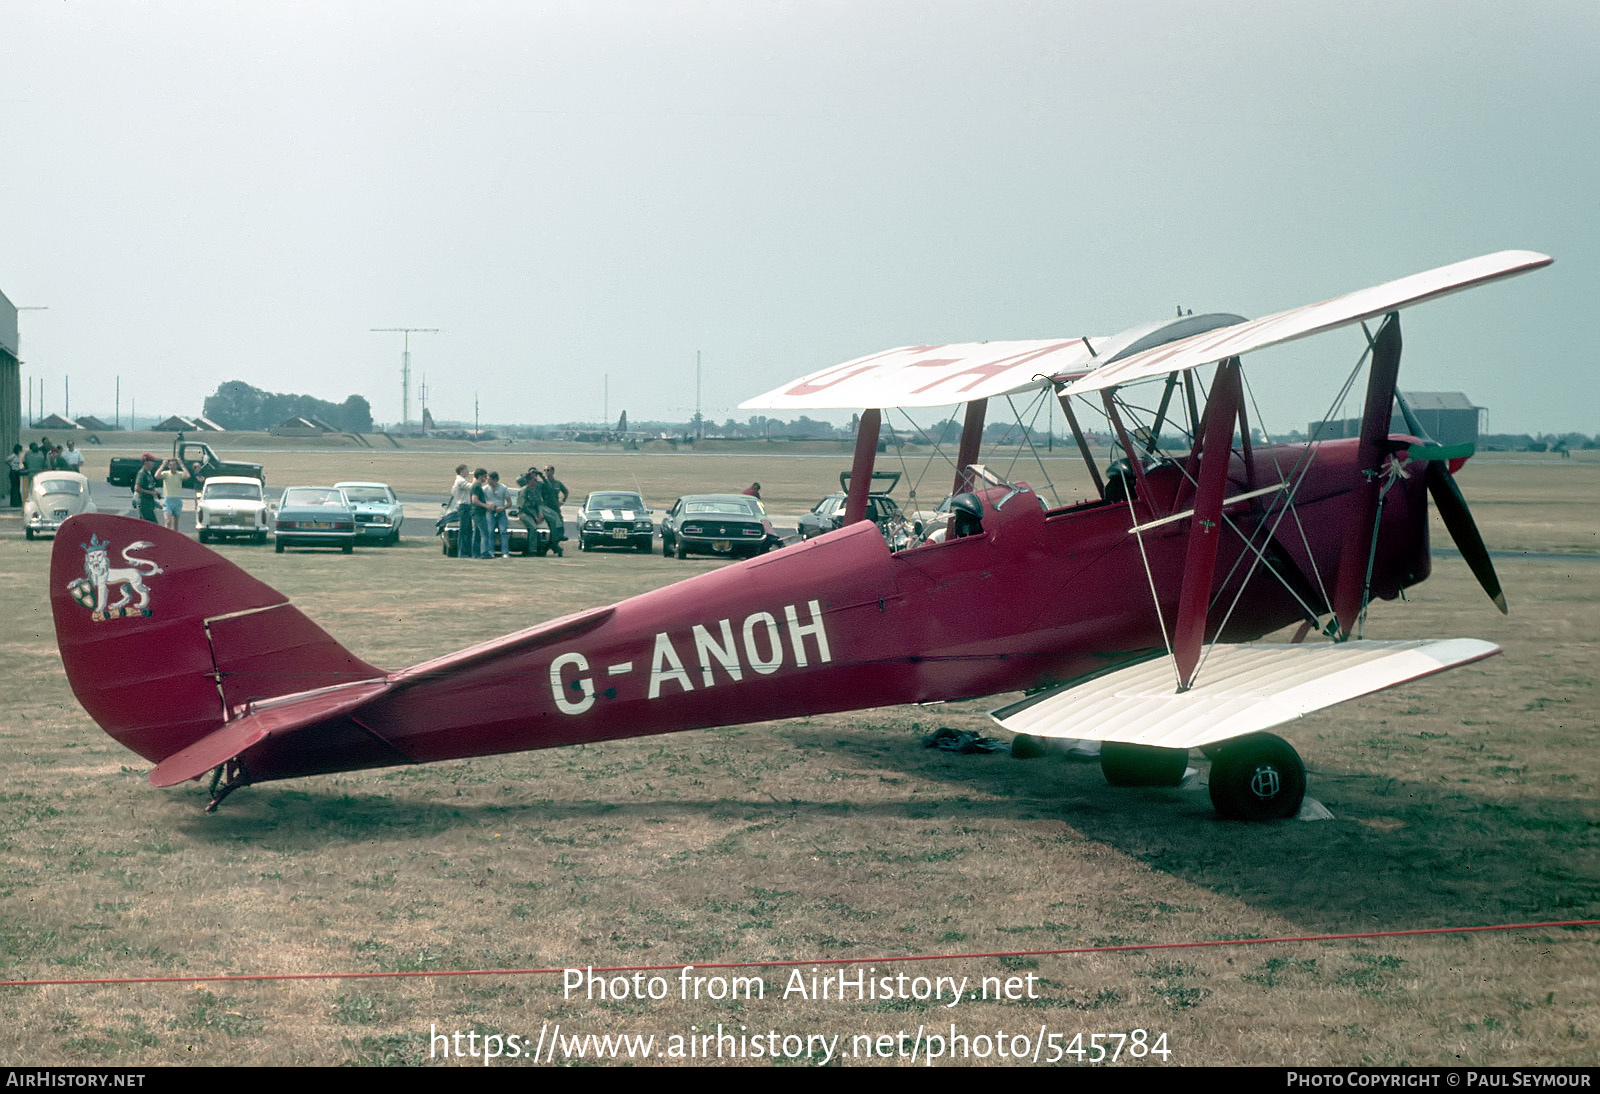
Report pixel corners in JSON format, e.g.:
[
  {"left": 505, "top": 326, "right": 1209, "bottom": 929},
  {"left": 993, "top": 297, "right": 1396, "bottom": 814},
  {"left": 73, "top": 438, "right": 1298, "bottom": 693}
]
[
  {"left": 1059, "top": 250, "right": 1552, "bottom": 396},
  {"left": 990, "top": 639, "right": 1500, "bottom": 750}
]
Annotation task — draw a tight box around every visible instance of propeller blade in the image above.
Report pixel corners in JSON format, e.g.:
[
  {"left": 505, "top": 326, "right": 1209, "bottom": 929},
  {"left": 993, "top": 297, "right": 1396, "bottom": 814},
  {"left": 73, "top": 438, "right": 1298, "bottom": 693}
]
[{"left": 1425, "top": 461, "right": 1507, "bottom": 614}]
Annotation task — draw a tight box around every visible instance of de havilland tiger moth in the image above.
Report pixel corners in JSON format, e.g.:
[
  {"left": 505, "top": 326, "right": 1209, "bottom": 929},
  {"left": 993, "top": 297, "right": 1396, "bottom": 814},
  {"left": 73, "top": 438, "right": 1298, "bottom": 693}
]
[{"left": 49, "top": 250, "right": 1552, "bottom": 818}]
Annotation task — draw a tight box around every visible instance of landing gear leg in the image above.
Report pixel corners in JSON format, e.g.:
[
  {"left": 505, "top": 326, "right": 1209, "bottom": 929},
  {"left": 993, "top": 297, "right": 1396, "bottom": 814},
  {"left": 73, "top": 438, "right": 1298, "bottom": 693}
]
[{"left": 204, "top": 758, "right": 250, "bottom": 813}]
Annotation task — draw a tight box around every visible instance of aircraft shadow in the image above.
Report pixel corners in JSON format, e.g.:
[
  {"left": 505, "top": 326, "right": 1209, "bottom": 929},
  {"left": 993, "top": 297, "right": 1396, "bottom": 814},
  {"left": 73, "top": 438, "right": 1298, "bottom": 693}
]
[
  {"left": 792, "top": 725, "right": 1600, "bottom": 936},
  {"left": 163, "top": 725, "right": 1597, "bottom": 938}
]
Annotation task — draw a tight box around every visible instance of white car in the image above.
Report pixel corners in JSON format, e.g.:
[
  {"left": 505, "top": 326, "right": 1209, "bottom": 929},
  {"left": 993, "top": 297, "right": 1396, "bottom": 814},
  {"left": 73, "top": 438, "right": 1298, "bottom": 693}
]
[
  {"left": 24, "top": 471, "right": 97, "bottom": 540},
  {"left": 196, "top": 476, "right": 269, "bottom": 544},
  {"left": 333, "top": 481, "right": 405, "bottom": 545}
]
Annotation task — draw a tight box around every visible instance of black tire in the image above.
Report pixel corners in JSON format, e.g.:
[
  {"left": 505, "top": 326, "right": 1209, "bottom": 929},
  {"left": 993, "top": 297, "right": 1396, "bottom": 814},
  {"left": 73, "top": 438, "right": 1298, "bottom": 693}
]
[
  {"left": 198, "top": 530, "right": 210, "bottom": 544},
  {"left": 1207, "top": 733, "right": 1306, "bottom": 821},
  {"left": 1010, "top": 734, "right": 1048, "bottom": 760},
  {"left": 662, "top": 534, "right": 672, "bottom": 557},
  {"left": 275, "top": 540, "right": 285, "bottom": 554},
  {"left": 25, "top": 528, "right": 34, "bottom": 541},
  {"left": 1099, "top": 742, "right": 1190, "bottom": 787},
  {"left": 389, "top": 529, "right": 401, "bottom": 546},
  {"left": 255, "top": 531, "right": 267, "bottom": 545},
  {"left": 674, "top": 535, "right": 688, "bottom": 560}
]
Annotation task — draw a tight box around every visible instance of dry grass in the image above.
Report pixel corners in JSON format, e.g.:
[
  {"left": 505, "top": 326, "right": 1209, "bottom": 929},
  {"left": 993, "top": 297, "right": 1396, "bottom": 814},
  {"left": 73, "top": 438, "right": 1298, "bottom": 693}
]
[{"left": 0, "top": 452, "right": 1595, "bottom": 1066}]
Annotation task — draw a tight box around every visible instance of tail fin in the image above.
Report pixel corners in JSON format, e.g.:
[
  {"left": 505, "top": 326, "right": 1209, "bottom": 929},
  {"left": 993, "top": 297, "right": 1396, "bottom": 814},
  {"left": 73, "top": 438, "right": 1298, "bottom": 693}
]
[{"left": 51, "top": 514, "right": 383, "bottom": 765}]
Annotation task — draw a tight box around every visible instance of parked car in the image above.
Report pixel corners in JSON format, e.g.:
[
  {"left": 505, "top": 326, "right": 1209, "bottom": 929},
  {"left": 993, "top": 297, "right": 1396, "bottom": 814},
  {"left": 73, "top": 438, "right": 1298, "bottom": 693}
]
[
  {"left": 23, "top": 471, "right": 96, "bottom": 540},
  {"left": 660, "top": 494, "right": 780, "bottom": 559},
  {"left": 797, "top": 471, "right": 922, "bottom": 551},
  {"left": 196, "top": 476, "right": 269, "bottom": 544},
  {"left": 575, "top": 491, "right": 655, "bottom": 553},
  {"left": 334, "top": 481, "right": 405, "bottom": 545},
  {"left": 272, "top": 487, "right": 356, "bottom": 554}
]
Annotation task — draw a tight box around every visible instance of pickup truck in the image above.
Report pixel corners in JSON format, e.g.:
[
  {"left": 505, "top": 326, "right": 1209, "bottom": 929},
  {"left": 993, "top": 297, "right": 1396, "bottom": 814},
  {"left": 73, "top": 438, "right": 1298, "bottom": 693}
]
[{"left": 107, "top": 439, "right": 265, "bottom": 490}]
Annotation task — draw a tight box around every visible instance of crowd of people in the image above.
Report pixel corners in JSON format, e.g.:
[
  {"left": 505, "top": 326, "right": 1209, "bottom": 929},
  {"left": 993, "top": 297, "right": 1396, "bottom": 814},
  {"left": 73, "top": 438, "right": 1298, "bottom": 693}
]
[
  {"left": 7, "top": 438, "right": 85, "bottom": 506},
  {"left": 443, "top": 462, "right": 569, "bottom": 559}
]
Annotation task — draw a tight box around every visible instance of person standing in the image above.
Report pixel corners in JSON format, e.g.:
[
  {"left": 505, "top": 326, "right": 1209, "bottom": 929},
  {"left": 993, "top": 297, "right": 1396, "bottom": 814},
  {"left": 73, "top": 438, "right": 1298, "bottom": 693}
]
[
  {"left": 486, "top": 471, "right": 511, "bottom": 557},
  {"left": 21, "top": 443, "right": 46, "bottom": 501},
  {"left": 157, "top": 458, "right": 187, "bottom": 531},
  {"left": 469, "top": 468, "right": 494, "bottom": 559},
  {"left": 61, "top": 441, "right": 85, "bottom": 473},
  {"left": 134, "top": 454, "right": 160, "bottom": 523},
  {"left": 538, "top": 464, "right": 568, "bottom": 557},
  {"left": 516, "top": 467, "right": 546, "bottom": 555},
  {"left": 7, "top": 445, "right": 22, "bottom": 507},
  {"left": 446, "top": 463, "right": 475, "bottom": 559}
]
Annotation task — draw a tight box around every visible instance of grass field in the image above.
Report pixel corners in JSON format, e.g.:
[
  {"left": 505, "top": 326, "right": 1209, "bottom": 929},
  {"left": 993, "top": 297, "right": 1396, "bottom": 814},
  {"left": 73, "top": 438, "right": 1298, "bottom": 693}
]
[{"left": 0, "top": 450, "right": 1595, "bottom": 1066}]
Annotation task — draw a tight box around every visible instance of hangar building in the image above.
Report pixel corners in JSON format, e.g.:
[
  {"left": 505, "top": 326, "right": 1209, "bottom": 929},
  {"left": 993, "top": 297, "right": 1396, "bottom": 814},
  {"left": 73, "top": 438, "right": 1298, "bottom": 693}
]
[
  {"left": 0, "top": 290, "right": 17, "bottom": 473},
  {"left": 1308, "top": 391, "right": 1483, "bottom": 448}
]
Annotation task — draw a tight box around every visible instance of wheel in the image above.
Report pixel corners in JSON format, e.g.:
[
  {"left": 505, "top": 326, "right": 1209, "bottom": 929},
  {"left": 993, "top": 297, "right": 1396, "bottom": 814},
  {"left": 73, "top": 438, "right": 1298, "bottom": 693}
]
[
  {"left": 275, "top": 540, "right": 285, "bottom": 554},
  {"left": 578, "top": 535, "right": 590, "bottom": 552},
  {"left": 674, "top": 535, "right": 688, "bottom": 560},
  {"left": 636, "top": 538, "right": 652, "bottom": 553},
  {"left": 24, "top": 528, "right": 34, "bottom": 541},
  {"left": 536, "top": 539, "right": 549, "bottom": 557},
  {"left": 342, "top": 542, "right": 353, "bottom": 554},
  {"left": 198, "top": 530, "right": 210, "bottom": 544},
  {"left": 1010, "top": 733, "right": 1048, "bottom": 759},
  {"left": 521, "top": 536, "right": 534, "bottom": 557},
  {"left": 1207, "top": 733, "right": 1306, "bottom": 821},
  {"left": 388, "top": 528, "right": 401, "bottom": 546},
  {"left": 662, "top": 535, "right": 673, "bottom": 557},
  {"left": 1099, "top": 742, "right": 1190, "bottom": 787},
  {"left": 255, "top": 531, "right": 267, "bottom": 545}
]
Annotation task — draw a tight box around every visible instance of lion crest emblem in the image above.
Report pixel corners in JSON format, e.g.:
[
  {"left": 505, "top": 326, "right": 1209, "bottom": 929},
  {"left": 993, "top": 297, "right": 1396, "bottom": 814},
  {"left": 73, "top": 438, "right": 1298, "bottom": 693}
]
[{"left": 67, "top": 534, "right": 163, "bottom": 621}]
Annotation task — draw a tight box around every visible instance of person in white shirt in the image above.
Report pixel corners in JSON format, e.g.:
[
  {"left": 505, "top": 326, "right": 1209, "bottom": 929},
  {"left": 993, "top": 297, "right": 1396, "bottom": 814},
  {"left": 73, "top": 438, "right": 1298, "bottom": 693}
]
[{"left": 447, "top": 463, "right": 476, "bottom": 558}]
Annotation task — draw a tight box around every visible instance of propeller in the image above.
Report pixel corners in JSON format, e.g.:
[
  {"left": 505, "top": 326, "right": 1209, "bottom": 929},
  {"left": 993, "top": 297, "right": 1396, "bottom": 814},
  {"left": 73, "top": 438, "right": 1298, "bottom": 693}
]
[{"left": 1396, "top": 390, "right": 1508, "bottom": 614}]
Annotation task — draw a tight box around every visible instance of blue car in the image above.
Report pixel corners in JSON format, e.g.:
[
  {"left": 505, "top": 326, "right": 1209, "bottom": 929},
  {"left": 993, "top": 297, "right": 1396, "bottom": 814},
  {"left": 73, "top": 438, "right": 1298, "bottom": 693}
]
[{"left": 273, "top": 487, "right": 357, "bottom": 554}]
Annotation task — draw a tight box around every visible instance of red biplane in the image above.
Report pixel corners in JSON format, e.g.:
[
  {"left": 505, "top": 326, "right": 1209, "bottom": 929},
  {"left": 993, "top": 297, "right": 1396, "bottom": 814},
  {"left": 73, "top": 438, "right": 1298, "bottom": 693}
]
[{"left": 50, "top": 250, "right": 1551, "bottom": 818}]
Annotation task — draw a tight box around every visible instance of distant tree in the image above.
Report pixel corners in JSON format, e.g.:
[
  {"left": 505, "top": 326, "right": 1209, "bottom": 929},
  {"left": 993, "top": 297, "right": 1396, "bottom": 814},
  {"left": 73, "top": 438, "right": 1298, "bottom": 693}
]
[
  {"left": 203, "top": 381, "right": 374, "bottom": 432},
  {"left": 338, "top": 395, "right": 373, "bottom": 433},
  {"left": 204, "top": 381, "right": 269, "bottom": 430}
]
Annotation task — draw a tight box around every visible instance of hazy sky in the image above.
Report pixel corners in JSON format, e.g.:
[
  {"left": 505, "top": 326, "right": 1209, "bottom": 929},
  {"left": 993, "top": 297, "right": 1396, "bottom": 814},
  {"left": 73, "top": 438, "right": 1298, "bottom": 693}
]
[{"left": 3, "top": 1, "right": 1595, "bottom": 434}]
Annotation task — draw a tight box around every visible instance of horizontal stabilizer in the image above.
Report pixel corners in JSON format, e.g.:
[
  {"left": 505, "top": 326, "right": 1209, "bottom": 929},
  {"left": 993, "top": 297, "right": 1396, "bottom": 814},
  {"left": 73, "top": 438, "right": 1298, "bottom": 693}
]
[
  {"left": 990, "top": 639, "right": 1499, "bottom": 750},
  {"left": 149, "top": 679, "right": 392, "bottom": 787}
]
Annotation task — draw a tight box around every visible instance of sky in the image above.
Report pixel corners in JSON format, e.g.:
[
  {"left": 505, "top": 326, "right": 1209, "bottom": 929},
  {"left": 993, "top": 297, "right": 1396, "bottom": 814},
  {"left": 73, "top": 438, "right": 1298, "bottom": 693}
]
[{"left": 2, "top": 1, "right": 1595, "bottom": 435}]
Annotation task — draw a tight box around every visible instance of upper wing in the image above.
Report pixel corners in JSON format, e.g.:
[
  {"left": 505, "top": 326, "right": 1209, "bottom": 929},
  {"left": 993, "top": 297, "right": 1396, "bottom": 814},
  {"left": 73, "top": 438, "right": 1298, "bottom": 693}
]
[
  {"left": 738, "top": 314, "right": 1247, "bottom": 410},
  {"left": 739, "top": 339, "right": 1093, "bottom": 411},
  {"left": 1059, "top": 250, "right": 1552, "bottom": 396}
]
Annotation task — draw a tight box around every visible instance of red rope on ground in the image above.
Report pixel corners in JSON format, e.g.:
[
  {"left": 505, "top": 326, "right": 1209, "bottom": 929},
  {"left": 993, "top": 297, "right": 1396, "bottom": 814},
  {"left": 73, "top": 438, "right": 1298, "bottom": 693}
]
[{"left": 2, "top": 918, "right": 1593, "bottom": 989}]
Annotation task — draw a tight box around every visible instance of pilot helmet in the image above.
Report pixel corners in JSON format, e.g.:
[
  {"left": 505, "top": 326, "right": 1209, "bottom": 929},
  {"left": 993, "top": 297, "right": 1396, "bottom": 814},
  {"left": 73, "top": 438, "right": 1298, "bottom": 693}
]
[{"left": 949, "top": 493, "right": 984, "bottom": 519}]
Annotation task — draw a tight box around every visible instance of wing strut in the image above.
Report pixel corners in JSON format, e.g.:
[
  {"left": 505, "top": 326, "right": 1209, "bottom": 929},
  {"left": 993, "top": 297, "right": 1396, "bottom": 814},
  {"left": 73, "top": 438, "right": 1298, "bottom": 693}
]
[
  {"left": 843, "top": 408, "right": 882, "bottom": 526},
  {"left": 1173, "top": 357, "right": 1244, "bottom": 689},
  {"left": 951, "top": 399, "right": 987, "bottom": 496},
  {"left": 1056, "top": 391, "right": 1105, "bottom": 498}
]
